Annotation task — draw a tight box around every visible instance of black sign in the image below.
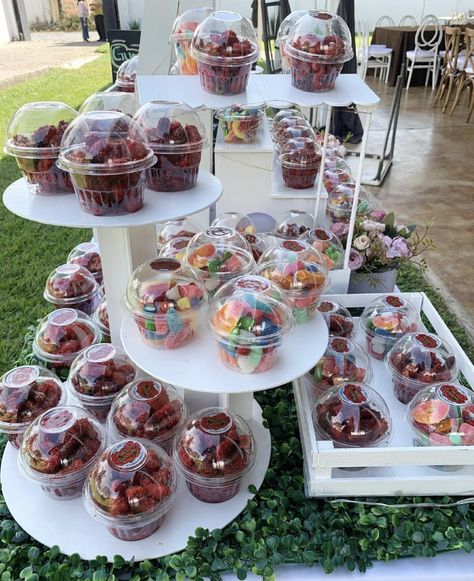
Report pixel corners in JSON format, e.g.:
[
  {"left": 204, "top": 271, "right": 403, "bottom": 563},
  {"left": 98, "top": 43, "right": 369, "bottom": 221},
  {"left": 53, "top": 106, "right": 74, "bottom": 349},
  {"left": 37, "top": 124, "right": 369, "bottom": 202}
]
[{"left": 107, "top": 30, "right": 141, "bottom": 82}]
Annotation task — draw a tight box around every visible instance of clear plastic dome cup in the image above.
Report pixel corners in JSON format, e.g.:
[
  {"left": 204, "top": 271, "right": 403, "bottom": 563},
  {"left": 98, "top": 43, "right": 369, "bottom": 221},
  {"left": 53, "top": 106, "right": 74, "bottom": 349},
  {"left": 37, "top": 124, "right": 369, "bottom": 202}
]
[
  {"left": 272, "top": 108, "right": 305, "bottom": 127},
  {"left": 79, "top": 91, "right": 140, "bottom": 117},
  {"left": 57, "top": 111, "right": 155, "bottom": 216},
  {"left": 304, "top": 227, "right": 344, "bottom": 270},
  {"left": 317, "top": 300, "right": 354, "bottom": 338},
  {"left": 67, "top": 241, "right": 103, "bottom": 285},
  {"left": 217, "top": 104, "right": 265, "bottom": 144},
  {"left": 191, "top": 11, "right": 259, "bottom": 95},
  {"left": 92, "top": 296, "right": 110, "bottom": 342},
  {"left": 327, "top": 183, "right": 373, "bottom": 225},
  {"left": 170, "top": 7, "right": 214, "bottom": 75},
  {"left": 279, "top": 137, "right": 322, "bottom": 189},
  {"left": 313, "top": 382, "right": 391, "bottom": 448},
  {"left": 173, "top": 407, "right": 256, "bottom": 502},
  {"left": 44, "top": 264, "right": 102, "bottom": 315},
  {"left": 257, "top": 239, "right": 329, "bottom": 323},
  {"left": 123, "top": 257, "right": 209, "bottom": 349},
  {"left": 407, "top": 382, "right": 474, "bottom": 471},
  {"left": 243, "top": 232, "right": 271, "bottom": 262},
  {"left": 307, "top": 337, "right": 372, "bottom": 399},
  {"left": 323, "top": 155, "right": 351, "bottom": 173},
  {"left": 0, "top": 366, "right": 65, "bottom": 449},
  {"left": 18, "top": 405, "right": 106, "bottom": 499},
  {"left": 211, "top": 212, "right": 256, "bottom": 234},
  {"left": 107, "top": 379, "right": 186, "bottom": 451},
  {"left": 286, "top": 11, "right": 353, "bottom": 92},
  {"left": 276, "top": 10, "right": 308, "bottom": 73},
  {"left": 272, "top": 114, "right": 309, "bottom": 143},
  {"left": 33, "top": 309, "right": 101, "bottom": 377},
  {"left": 274, "top": 123, "right": 317, "bottom": 153},
  {"left": 156, "top": 217, "right": 201, "bottom": 248},
  {"left": 386, "top": 332, "right": 459, "bottom": 405},
  {"left": 209, "top": 275, "right": 293, "bottom": 374},
  {"left": 4, "top": 101, "right": 78, "bottom": 195},
  {"left": 116, "top": 55, "right": 139, "bottom": 93},
  {"left": 133, "top": 101, "right": 207, "bottom": 192},
  {"left": 273, "top": 209, "right": 314, "bottom": 239},
  {"left": 323, "top": 167, "right": 352, "bottom": 194},
  {"left": 360, "top": 295, "right": 422, "bottom": 362},
  {"left": 184, "top": 227, "right": 255, "bottom": 296},
  {"left": 159, "top": 237, "right": 191, "bottom": 261},
  {"left": 67, "top": 344, "right": 138, "bottom": 421},
  {"left": 83, "top": 438, "right": 177, "bottom": 540}
]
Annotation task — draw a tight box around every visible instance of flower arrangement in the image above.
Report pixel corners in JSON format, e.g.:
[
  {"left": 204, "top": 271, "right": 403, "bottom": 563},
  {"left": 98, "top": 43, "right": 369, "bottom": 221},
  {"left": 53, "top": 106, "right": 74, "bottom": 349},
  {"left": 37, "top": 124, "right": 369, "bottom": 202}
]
[{"left": 331, "top": 210, "right": 436, "bottom": 274}]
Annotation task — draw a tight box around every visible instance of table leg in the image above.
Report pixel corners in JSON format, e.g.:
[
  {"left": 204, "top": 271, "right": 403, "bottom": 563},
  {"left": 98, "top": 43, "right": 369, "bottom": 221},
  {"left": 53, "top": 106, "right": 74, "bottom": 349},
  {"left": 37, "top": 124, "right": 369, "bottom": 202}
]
[{"left": 218, "top": 392, "right": 255, "bottom": 421}]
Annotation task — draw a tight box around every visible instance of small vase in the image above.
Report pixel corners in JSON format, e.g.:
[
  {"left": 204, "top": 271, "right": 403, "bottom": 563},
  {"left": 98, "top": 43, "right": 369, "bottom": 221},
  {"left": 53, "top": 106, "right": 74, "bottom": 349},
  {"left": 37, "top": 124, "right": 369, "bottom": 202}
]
[{"left": 348, "top": 268, "right": 398, "bottom": 294}]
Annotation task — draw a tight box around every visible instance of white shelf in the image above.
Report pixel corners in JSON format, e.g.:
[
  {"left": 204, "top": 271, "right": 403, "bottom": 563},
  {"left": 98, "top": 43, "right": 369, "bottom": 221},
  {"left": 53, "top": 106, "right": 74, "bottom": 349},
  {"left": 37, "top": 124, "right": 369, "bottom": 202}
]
[
  {"left": 121, "top": 313, "right": 328, "bottom": 393},
  {"left": 1, "top": 399, "right": 271, "bottom": 562},
  {"left": 3, "top": 173, "right": 222, "bottom": 228},
  {"left": 215, "top": 116, "right": 274, "bottom": 153},
  {"left": 137, "top": 74, "right": 380, "bottom": 111}
]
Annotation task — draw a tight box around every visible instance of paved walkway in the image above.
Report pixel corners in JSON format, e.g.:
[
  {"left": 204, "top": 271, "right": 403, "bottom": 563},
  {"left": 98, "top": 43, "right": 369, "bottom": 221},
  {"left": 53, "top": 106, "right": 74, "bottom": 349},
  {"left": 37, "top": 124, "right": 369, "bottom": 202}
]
[{"left": 0, "top": 31, "right": 104, "bottom": 88}]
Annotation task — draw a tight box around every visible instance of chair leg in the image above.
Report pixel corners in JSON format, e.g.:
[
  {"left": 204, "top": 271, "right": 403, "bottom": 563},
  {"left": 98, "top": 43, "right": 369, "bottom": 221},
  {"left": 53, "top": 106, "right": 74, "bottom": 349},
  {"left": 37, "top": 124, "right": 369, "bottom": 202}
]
[
  {"left": 442, "top": 76, "right": 455, "bottom": 113},
  {"left": 432, "top": 59, "right": 439, "bottom": 91},
  {"left": 467, "top": 85, "right": 474, "bottom": 122},
  {"left": 385, "top": 54, "right": 392, "bottom": 84},
  {"left": 450, "top": 79, "right": 465, "bottom": 116},
  {"left": 434, "top": 75, "right": 446, "bottom": 106},
  {"left": 406, "top": 60, "right": 415, "bottom": 90}
]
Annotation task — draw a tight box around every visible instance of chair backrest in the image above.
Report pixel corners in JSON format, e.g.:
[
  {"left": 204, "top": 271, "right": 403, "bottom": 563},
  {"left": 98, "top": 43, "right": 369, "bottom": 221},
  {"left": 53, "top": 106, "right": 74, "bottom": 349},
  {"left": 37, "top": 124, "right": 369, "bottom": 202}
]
[
  {"left": 399, "top": 15, "right": 417, "bottom": 26},
  {"left": 375, "top": 15, "right": 395, "bottom": 28},
  {"left": 443, "top": 26, "right": 462, "bottom": 73},
  {"left": 357, "top": 18, "right": 369, "bottom": 80},
  {"left": 414, "top": 14, "right": 443, "bottom": 52},
  {"left": 461, "top": 27, "right": 474, "bottom": 72}
]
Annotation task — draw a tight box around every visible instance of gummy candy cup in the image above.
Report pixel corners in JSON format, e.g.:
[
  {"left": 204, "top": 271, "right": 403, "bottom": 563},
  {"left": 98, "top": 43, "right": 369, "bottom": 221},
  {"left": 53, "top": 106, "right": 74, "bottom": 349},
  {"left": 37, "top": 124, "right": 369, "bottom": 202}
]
[
  {"left": 123, "top": 257, "right": 208, "bottom": 349},
  {"left": 279, "top": 138, "right": 322, "bottom": 190},
  {"left": 0, "top": 366, "right": 65, "bottom": 449},
  {"left": 304, "top": 227, "right": 344, "bottom": 270},
  {"left": 92, "top": 296, "right": 110, "bottom": 342},
  {"left": 159, "top": 237, "right": 191, "bottom": 261},
  {"left": 276, "top": 10, "right": 308, "bottom": 73},
  {"left": 107, "top": 379, "right": 186, "bottom": 451},
  {"left": 173, "top": 407, "right": 256, "bottom": 502},
  {"left": 79, "top": 91, "right": 140, "bottom": 117},
  {"left": 170, "top": 7, "right": 214, "bottom": 75},
  {"left": 5, "top": 101, "right": 77, "bottom": 195},
  {"left": 57, "top": 111, "right": 155, "bottom": 216},
  {"left": 317, "top": 300, "right": 354, "bottom": 338},
  {"left": 216, "top": 104, "right": 265, "bottom": 144},
  {"left": 323, "top": 167, "right": 352, "bottom": 194},
  {"left": 115, "top": 56, "right": 139, "bottom": 93},
  {"left": 191, "top": 11, "right": 259, "bottom": 95},
  {"left": 386, "top": 332, "right": 458, "bottom": 405},
  {"left": 286, "top": 11, "right": 353, "bottom": 92},
  {"left": 83, "top": 439, "right": 177, "bottom": 540},
  {"left": 327, "top": 183, "right": 373, "bottom": 224},
  {"left": 360, "top": 295, "right": 422, "bottom": 362},
  {"left": 68, "top": 344, "right": 138, "bottom": 421},
  {"left": 18, "top": 405, "right": 106, "bottom": 499},
  {"left": 67, "top": 241, "right": 103, "bottom": 284},
  {"left": 44, "top": 264, "right": 101, "bottom": 315},
  {"left": 134, "top": 101, "right": 207, "bottom": 192},
  {"left": 273, "top": 209, "right": 314, "bottom": 239},
  {"left": 209, "top": 275, "right": 293, "bottom": 374}
]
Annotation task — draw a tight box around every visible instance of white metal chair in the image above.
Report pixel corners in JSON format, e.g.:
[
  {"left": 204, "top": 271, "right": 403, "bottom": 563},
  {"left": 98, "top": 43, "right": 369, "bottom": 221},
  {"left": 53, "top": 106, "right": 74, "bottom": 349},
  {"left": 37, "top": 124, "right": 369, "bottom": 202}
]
[
  {"left": 399, "top": 15, "right": 417, "bottom": 26},
  {"left": 405, "top": 15, "right": 443, "bottom": 90},
  {"left": 359, "top": 19, "right": 393, "bottom": 83},
  {"left": 356, "top": 19, "right": 369, "bottom": 81},
  {"left": 375, "top": 15, "right": 395, "bottom": 28}
]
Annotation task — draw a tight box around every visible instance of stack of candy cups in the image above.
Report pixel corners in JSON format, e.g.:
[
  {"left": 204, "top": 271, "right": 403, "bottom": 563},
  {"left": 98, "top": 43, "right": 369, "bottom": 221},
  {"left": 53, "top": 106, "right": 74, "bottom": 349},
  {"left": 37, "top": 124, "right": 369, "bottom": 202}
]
[
  {"left": 43, "top": 264, "right": 102, "bottom": 316},
  {"left": 303, "top": 227, "right": 344, "bottom": 270},
  {"left": 276, "top": 10, "right": 308, "bottom": 73},
  {"left": 92, "top": 296, "right": 110, "bottom": 342},
  {"left": 211, "top": 212, "right": 256, "bottom": 235},
  {"left": 317, "top": 300, "right": 355, "bottom": 338},
  {"left": 115, "top": 56, "right": 139, "bottom": 93},
  {"left": 170, "top": 7, "right": 214, "bottom": 75},
  {"left": 79, "top": 91, "right": 140, "bottom": 117},
  {"left": 67, "top": 241, "right": 103, "bottom": 285},
  {"left": 209, "top": 275, "right": 293, "bottom": 374}
]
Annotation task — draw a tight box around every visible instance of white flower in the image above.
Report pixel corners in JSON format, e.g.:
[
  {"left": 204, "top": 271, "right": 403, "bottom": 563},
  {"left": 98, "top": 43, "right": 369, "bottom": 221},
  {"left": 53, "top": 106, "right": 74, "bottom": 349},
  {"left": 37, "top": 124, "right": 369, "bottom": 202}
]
[
  {"left": 353, "top": 235, "right": 370, "bottom": 251},
  {"left": 361, "top": 220, "right": 386, "bottom": 233}
]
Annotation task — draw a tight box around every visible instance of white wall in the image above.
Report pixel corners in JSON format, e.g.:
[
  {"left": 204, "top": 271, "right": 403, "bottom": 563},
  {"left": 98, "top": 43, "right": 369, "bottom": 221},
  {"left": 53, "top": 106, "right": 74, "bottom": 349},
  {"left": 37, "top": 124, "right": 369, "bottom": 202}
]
[{"left": 24, "top": 0, "right": 52, "bottom": 25}]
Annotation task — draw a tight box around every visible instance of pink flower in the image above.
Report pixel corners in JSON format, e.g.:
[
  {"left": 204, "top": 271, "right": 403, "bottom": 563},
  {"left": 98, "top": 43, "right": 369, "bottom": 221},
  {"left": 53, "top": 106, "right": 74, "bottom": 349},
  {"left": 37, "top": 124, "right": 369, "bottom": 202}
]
[
  {"left": 331, "top": 222, "right": 349, "bottom": 238},
  {"left": 348, "top": 248, "right": 365, "bottom": 271},
  {"left": 377, "top": 232, "right": 392, "bottom": 249},
  {"left": 387, "top": 236, "right": 412, "bottom": 259},
  {"left": 370, "top": 209, "right": 387, "bottom": 221}
]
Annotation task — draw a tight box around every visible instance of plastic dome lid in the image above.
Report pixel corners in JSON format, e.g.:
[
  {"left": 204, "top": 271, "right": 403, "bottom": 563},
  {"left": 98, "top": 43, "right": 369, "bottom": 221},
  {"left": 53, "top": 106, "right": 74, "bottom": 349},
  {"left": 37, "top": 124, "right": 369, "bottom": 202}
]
[
  {"left": 211, "top": 212, "right": 256, "bottom": 234},
  {"left": 277, "top": 10, "right": 308, "bottom": 42},
  {"left": 243, "top": 232, "right": 271, "bottom": 262},
  {"left": 279, "top": 137, "right": 322, "bottom": 169},
  {"left": 133, "top": 101, "right": 207, "bottom": 153},
  {"left": 18, "top": 405, "right": 105, "bottom": 480},
  {"left": 386, "top": 332, "right": 458, "bottom": 386},
  {"left": 5, "top": 101, "right": 77, "bottom": 158},
  {"left": 0, "top": 366, "right": 64, "bottom": 432},
  {"left": 328, "top": 183, "right": 373, "bottom": 215},
  {"left": 123, "top": 257, "right": 208, "bottom": 321},
  {"left": 79, "top": 91, "right": 140, "bottom": 117},
  {"left": 159, "top": 237, "right": 191, "bottom": 260},
  {"left": 285, "top": 10, "right": 354, "bottom": 64},
  {"left": 173, "top": 407, "right": 256, "bottom": 481},
  {"left": 108, "top": 378, "right": 186, "bottom": 442},
  {"left": 44, "top": 264, "right": 99, "bottom": 305},
  {"left": 116, "top": 55, "right": 139, "bottom": 87},
  {"left": 272, "top": 209, "right": 315, "bottom": 239},
  {"left": 216, "top": 103, "right": 265, "bottom": 123},
  {"left": 308, "top": 337, "right": 372, "bottom": 388},
  {"left": 313, "top": 382, "right": 391, "bottom": 447},
  {"left": 33, "top": 309, "right": 101, "bottom": 363},
  {"left": 171, "top": 6, "right": 214, "bottom": 41},
  {"left": 191, "top": 11, "right": 259, "bottom": 66},
  {"left": 93, "top": 296, "right": 109, "bottom": 334},
  {"left": 67, "top": 242, "right": 102, "bottom": 279},
  {"left": 272, "top": 115, "right": 310, "bottom": 142},
  {"left": 304, "top": 227, "right": 344, "bottom": 270},
  {"left": 407, "top": 382, "right": 474, "bottom": 445},
  {"left": 68, "top": 344, "right": 137, "bottom": 401},
  {"left": 361, "top": 295, "right": 422, "bottom": 340},
  {"left": 57, "top": 111, "right": 155, "bottom": 175},
  {"left": 84, "top": 438, "right": 177, "bottom": 525},
  {"left": 156, "top": 217, "right": 201, "bottom": 246},
  {"left": 259, "top": 238, "right": 325, "bottom": 266},
  {"left": 324, "top": 155, "right": 351, "bottom": 172},
  {"left": 317, "top": 300, "right": 354, "bottom": 338},
  {"left": 275, "top": 124, "right": 317, "bottom": 151},
  {"left": 272, "top": 109, "right": 305, "bottom": 127},
  {"left": 209, "top": 275, "right": 293, "bottom": 345}
]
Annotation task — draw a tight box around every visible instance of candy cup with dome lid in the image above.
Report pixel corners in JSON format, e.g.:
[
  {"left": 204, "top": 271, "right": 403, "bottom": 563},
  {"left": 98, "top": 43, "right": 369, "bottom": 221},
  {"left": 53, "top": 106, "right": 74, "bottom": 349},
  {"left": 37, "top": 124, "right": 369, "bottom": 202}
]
[
  {"left": 209, "top": 275, "right": 293, "bottom": 374},
  {"left": 170, "top": 7, "right": 214, "bottom": 75},
  {"left": 159, "top": 237, "right": 191, "bottom": 261},
  {"left": 386, "top": 332, "right": 458, "bottom": 405},
  {"left": 156, "top": 217, "right": 201, "bottom": 248},
  {"left": 83, "top": 438, "right": 177, "bottom": 540},
  {"left": 327, "top": 183, "right": 373, "bottom": 225},
  {"left": 0, "top": 366, "right": 65, "bottom": 449},
  {"left": 277, "top": 10, "right": 308, "bottom": 72},
  {"left": 323, "top": 167, "right": 352, "bottom": 194},
  {"left": 5, "top": 101, "right": 77, "bottom": 195},
  {"left": 18, "top": 405, "right": 106, "bottom": 499},
  {"left": 184, "top": 227, "right": 255, "bottom": 296},
  {"left": 360, "top": 295, "right": 422, "bottom": 361},
  {"left": 212, "top": 212, "right": 256, "bottom": 235},
  {"left": 279, "top": 137, "right": 322, "bottom": 190},
  {"left": 317, "top": 300, "right": 354, "bottom": 338},
  {"left": 407, "top": 382, "right": 474, "bottom": 470},
  {"left": 274, "top": 123, "right": 317, "bottom": 153},
  {"left": 173, "top": 407, "right": 256, "bottom": 502},
  {"left": 273, "top": 209, "right": 315, "bottom": 239},
  {"left": 272, "top": 115, "right": 310, "bottom": 144},
  {"left": 272, "top": 108, "right": 305, "bottom": 127},
  {"left": 304, "top": 227, "right": 344, "bottom": 270},
  {"left": 133, "top": 101, "right": 207, "bottom": 192},
  {"left": 243, "top": 232, "right": 271, "bottom": 262},
  {"left": 67, "top": 241, "right": 102, "bottom": 284},
  {"left": 44, "top": 264, "right": 102, "bottom": 316},
  {"left": 217, "top": 103, "right": 265, "bottom": 144},
  {"left": 57, "top": 111, "right": 155, "bottom": 216},
  {"left": 107, "top": 378, "right": 186, "bottom": 451},
  {"left": 92, "top": 296, "right": 110, "bottom": 342},
  {"left": 323, "top": 155, "right": 351, "bottom": 173},
  {"left": 115, "top": 55, "right": 139, "bottom": 93},
  {"left": 79, "top": 91, "right": 140, "bottom": 117},
  {"left": 191, "top": 11, "right": 259, "bottom": 95}
]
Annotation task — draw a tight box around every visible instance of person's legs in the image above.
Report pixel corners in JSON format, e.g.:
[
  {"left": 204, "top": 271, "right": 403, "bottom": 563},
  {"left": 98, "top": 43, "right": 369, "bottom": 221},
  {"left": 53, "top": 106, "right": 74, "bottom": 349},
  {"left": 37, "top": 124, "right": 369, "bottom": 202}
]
[
  {"left": 80, "top": 17, "right": 89, "bottom": 41},
  {"left": 95, "top": 14, "right": 106, "bottom": 41}
]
